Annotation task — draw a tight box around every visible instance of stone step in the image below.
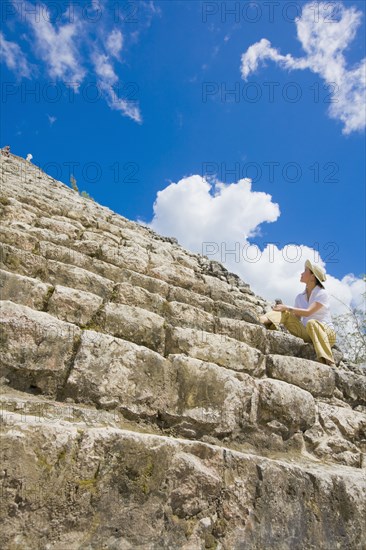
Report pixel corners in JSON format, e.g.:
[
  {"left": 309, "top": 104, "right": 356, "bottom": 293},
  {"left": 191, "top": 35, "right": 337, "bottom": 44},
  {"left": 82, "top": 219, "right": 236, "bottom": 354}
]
[
  {"left": 0, "top": 242, "right": 263, "bottom": 325},
  {"left": 0, "top": 301, "right": 312, "bottom": 444},
  {"left": 1, "top": 402, "right": 365, "bottom": 550},
  {"left": 165, "top": 325, "right": 265, "bottom": 377},
  {"left": 0, "top": 301, "right": 81, "bottom": 397}
]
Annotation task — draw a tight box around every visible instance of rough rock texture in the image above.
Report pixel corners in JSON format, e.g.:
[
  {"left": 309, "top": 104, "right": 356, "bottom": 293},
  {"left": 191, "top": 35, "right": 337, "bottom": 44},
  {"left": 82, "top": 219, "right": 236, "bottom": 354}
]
[{"left": 0, "top": 154, "right": 365, "bottom": 550}]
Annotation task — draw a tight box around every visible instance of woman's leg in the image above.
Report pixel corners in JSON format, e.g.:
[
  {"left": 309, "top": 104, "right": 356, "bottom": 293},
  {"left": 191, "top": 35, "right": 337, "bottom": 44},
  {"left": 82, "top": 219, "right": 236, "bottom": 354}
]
[
  {"left": 262, "top": 310, "right": 311, "bottom": 341},
  {"left": 305, "top": 320, "right": 336, "bottom": 365},
  {"left": 260, "top": 310, "right": 282, "bottom": 329}
]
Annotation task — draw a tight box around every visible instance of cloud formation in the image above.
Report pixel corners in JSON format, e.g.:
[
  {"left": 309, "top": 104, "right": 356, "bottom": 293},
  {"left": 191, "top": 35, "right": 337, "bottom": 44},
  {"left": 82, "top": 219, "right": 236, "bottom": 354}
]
[
  {"left": 241, "top": 2, "right": 366, "bottom": 134},
  {"left": 1, "top": 1, "right": 145, "bottom": 122},
  {"left": 146, "top": 174, "right": 364, "bottom": 316},
  {"left": 148, "top": 175, "right": 280, "bottom": 251},
  {"left": 92, "top": 52, "right": 142, "bottom": 123},
  {"left": 106, "top": 29, "right": 123, "bottom": 59},
  {"left": 0, "top": 31, "right": 31, "bottom": 78},
  {"left": 24, "top": 3, "right": 86, "bottom": 84}
]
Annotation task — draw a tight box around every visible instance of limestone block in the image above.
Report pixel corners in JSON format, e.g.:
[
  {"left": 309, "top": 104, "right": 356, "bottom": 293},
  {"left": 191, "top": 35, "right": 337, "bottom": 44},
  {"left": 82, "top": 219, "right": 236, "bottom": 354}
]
[
  {"left": 0, "top": 301, "right": 80, "bottom": 396},
  {"left": 100, "top": 242, "right": 150, "bottom": 273},
  {"left": 146, "top": 245, "right": 175, "bottom": 265},
  {"left": 0, "top": 269, "right": 53, "bottom": 310},
  {"left": 0, "top": 202, "right": 37, "bottom": 225},
  {"left": 166, "top": 354, "right": 257, "bottom": 437},
  {"left": 1, "top": 407, "right": 365, "bottom": 550},
  {"left": 166, "top": 326, "right": 265, "bottom": 377},
  {"left": 38, "top": 240, "right": 124, "bottom": 283},
  {"left": 148, "top": 262, "right": 203, "bottom": 291},
  {"left": 170, "top": 249, "right": 201, "bottom": 271},
  {"left": 0, "top": 225, "right": 38, "bottom": 251},
  {"left": 202, "top": 274, "right": 236, "bottom": 303},
  {"left": 258, "top": 379, "right": 316, "bottom": 434},
  {"left": 167, "top": 284, "right": 215, "bottom": 313},
  {"left": 71, "top": 238, "right": 101, "bottom": 257},
  {"left": 0, "top": 243, "right": 48, "bottom": 279},
  {"left": 47, "top": 285, "right": 103, "bottom": 325},
  {"left": 314, "top": 437, "right": 362, "bottom": 467},
  {"left": 318, "top": 402, "right": 366, "bottom": 442},
  {"left": 216, "top": 317, "right": 313, "bottom": 359},
  {"left": 64, "top": 330, "right": 175, "bottom": 417},
  {"left": 81, "top": 229, "right": 120, "bottom": 245},
  {"left": 27, "top": 225, "right": 71, "bottom": 246},
  {"left": 214, "top": 299, "right": 252, "bottom": 320},
  {"left": 113, "top": 281, "right": 166, "bottom": 316},
  {"left": 103, "top": 302, "right": 166, "bottom": 353},
  {"left": 46, "top": 259, "right": 114, "bottom": 299},
  {"left": 118, "top": 267, "right": 170, "bottom": 298},
  {"left": 164, "top": 300, "right": 215, "bottom": 332},
  {"left": 266, "top": 354, "right": 335, "bottom": 397},
  {"left": 34, "top": 216, "right": 83, "bottom": 239},
  {"left": 334, "top": 368, "right": 366, "bottom": 406},
  {"left": 265, "top": 331, "right": 316, "bottom": 359},
  {"left": 167, "top": 452, "right": 221, "bottom": 518}
]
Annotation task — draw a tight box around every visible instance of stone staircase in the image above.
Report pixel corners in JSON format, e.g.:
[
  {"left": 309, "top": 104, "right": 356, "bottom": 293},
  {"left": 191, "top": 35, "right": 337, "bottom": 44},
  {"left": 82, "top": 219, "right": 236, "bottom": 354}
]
[{"left": 0, "top": 154, "right": 365, "bottom": 550}]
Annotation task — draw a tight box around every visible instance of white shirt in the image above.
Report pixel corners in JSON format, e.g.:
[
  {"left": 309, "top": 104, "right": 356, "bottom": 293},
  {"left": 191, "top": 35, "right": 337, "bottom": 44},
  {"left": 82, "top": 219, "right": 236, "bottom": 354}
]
[{"left": 294, "top": 286, "right": 334, "bottom": 330}]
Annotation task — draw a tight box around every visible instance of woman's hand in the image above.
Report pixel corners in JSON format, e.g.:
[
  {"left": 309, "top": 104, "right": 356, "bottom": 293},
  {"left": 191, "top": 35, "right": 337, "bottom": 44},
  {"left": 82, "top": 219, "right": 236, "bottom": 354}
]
[{"left": 272, "top": 303, "right": 289, "bottom": 312}]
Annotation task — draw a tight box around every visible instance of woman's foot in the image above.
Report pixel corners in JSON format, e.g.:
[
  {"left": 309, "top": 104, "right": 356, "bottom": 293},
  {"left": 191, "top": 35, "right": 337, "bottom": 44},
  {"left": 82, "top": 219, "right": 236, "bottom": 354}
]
[{"left": 319, "top": 358, "right": 336, "bottom": 366}]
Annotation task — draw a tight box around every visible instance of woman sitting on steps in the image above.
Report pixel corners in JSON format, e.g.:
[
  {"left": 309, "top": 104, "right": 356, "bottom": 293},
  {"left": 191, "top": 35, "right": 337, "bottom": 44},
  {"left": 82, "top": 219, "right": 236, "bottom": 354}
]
[{"left": 259, "top": 259, "right": 336, "bottom": 367}]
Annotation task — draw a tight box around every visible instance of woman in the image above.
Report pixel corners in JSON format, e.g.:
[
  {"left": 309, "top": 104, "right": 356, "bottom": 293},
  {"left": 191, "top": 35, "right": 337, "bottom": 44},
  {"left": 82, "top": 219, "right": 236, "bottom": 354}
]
[{"left": 260, "top": 259, "right": 336, "bottom": 366}]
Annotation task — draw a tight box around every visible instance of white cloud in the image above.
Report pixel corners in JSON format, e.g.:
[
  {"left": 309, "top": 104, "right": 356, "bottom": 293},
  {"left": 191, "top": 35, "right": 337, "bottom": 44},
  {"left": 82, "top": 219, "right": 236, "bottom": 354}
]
[
  {"left": 106, "top": 29, "right": 123, "bottom": 58},
  {"left": 24, "top": 2, "right": 86, "bottom": 84},
  {"left": 0, "top": 31, "right": 31, "bottom": 78},
  {"left": 148, "top": 175, "right": 280, "bottom": 251},
  {"left": 146, "top": 174, "right": 364, "bottom": 317},
  {"left": 92, "top": 52, "right": 142, "bottom": 123},
  {"left": 240, "top": 2, "right": 366, "bottom": 134},
  {"left": 2, "top": 1, "right": 144, "bottom": 123}
]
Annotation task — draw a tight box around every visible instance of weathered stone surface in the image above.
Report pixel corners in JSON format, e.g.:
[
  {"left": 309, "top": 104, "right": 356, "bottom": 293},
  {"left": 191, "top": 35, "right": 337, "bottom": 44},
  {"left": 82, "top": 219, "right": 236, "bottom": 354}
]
[
  {"left": 215, "top": 316, "right": 314, "bottom": 359},
  {"left": 0, "top": 225, "right": 39, "bottom": 251},
  {"left": 112, "top": 281, "right": 166, "bottom": 315},
  {"left": 47, "top": 285, "right": 103, "bottom": 326},
  {"left": 1, "top": 409, "right": 365, "bottom": 550},
  {"left": 0, "top": 269, "right": 53, "bottom": 310},
  {"left": 1, "top": 154, "right": 365, "bottom": 549},
  {"left": 168, "top": 284, "right": 215, "bottom": 313},
  {"left": 0, "top": 301, "right": 80, "bottom": 396},
  {"left": 119, "top": 267, "right": 170, "bottom": 297},
  {"left": 46, "top": 259, "right": 115, "bottom": 299},
  {"left": 0, "top": 242, "right": 48, "bottom": 279},
  {"left": 34, "top": 215, "right": 84, "bottom": 238},
  {"left": 103, "top": 302, "right": 166, "bottom": 353},
  {"left": 148, "top": 261, "right": 203, "bottom": 292},
  {"left": 64, "top": 330, "right": 174, "bottom": 418},
  {"left": 166, "top": 325, "right": 265, "bottom": 377},
  {"left": 334, "top": 368, "right": 366, "bottom": 406},
  {"left": 266, "top": 354, "right": 336, "bottom": 397},
  {"left": 164, "top": 300, "right": 215, "bottom": 332},
  {"left": 314, "top": 403, "right": 366, "bottom": 466},
  {"left": 164, "top": 354, "right": 258, "bottom": 437},
  {"left": 258, "top": 379, "right": 316, "bottom": 435}
]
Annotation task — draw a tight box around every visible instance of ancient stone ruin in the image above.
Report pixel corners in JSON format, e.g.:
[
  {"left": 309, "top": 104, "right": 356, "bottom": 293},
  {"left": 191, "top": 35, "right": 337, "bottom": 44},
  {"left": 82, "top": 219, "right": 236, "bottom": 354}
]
[{"left": 1, "top": 154, "right": 365, "bottom": 549}]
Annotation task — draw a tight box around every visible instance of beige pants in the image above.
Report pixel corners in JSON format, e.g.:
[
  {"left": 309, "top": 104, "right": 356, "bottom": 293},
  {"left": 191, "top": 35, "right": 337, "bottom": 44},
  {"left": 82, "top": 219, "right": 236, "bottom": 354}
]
[{"left": 265, "top": 310, "right": 336, "bottom": 364}]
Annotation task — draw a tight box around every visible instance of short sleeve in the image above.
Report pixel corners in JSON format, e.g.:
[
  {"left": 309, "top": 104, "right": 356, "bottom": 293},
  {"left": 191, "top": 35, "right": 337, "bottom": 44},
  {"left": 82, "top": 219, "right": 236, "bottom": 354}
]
[
  {"left": 294, "top": 293, "right": 302, "bottom": 308},
  {"left": 314, "top": 289, "right": 328, "bottom": 306}
]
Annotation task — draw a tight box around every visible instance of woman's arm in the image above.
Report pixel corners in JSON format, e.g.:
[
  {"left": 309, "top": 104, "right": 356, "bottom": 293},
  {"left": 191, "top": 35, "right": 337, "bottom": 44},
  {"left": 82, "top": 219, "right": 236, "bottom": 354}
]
[{"left": 273, "top": 301, "right": 324, "bottom": 317}]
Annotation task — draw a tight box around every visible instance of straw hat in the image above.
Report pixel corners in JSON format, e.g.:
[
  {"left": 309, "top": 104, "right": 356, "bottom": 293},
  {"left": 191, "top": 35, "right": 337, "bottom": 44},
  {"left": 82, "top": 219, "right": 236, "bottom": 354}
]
[{"left": 305, "top": 259, "right": 326, "bottom": 285}]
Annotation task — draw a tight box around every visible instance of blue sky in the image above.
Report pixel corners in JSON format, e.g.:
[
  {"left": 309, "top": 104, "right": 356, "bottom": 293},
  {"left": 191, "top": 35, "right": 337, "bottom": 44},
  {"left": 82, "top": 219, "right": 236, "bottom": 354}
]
[{"left": 1, "top": 0, "right": 365, "bottom": 311}]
